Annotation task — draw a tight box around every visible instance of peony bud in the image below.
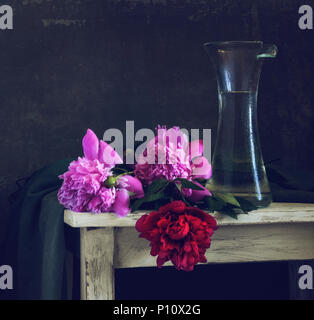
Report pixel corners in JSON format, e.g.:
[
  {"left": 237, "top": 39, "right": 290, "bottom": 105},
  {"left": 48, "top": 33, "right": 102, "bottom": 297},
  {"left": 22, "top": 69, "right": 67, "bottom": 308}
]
[{"left": 105, "top": 176, "right": 117, "bottom": 188}]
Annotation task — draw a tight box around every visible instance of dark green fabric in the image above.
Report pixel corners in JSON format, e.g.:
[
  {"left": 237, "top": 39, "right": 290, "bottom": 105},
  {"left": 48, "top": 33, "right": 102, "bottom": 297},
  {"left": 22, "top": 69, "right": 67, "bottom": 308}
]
[
  {"left": 2, "top": 159, "right": 314, "bottom": 300},
  {"left": 19, "top": 189, "right": 66, "bottom": 299},
  {"left": 266, "top": 162, "right": 314, "bottom": 203},
  {"left": 2, "top": 158, "right": 78, "bottom": 300}
]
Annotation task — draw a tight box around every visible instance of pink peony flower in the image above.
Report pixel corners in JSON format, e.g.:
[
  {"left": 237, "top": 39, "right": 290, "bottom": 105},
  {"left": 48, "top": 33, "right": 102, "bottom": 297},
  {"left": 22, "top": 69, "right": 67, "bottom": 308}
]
[
  {"left": 58, "top": 157, "right": 114, "bottom": 213},
  {"left": 58, "top": 129, "right": 144, "bottom": 216},
  {"left": 135, "top": 126, "right": 212, "bottom": 202}
]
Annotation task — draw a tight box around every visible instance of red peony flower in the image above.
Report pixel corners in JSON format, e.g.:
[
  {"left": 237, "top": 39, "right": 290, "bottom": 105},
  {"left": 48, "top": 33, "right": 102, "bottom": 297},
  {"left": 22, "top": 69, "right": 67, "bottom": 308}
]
[{"left": 135, "top": 200, "right": 218, "bottom": 271}]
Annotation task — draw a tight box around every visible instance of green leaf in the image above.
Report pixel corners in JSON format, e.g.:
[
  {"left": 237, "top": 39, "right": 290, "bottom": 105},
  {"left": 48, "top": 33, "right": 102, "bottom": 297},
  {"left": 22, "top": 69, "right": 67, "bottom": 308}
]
[
  {"left": 147, "top": 179, "right": 169, "bottom": 194},
  {"left": 174, "top": 183, "right": 191, "bottom": 205},
  {"left": 131, "top": 179, "right": 171, "bottom": 211},
  {"left": 131, "top": 190, "right": 166, "bottom": 211},
  {"left": 214, "top": 192, "right": 241, "bottom": 208},
  {"left": 145, "top": 190, "right": 167, "bottom": 203},
  {"left": 175, "top": 182, "right": 182, "bottom": 192},
  {"left": 219, "top": 208, "right": 239, "bottom": 220},
  {"left": 131, "top": 199, "right": 144, "bottom": 211},
  {"left": 235, "top": 197, "right": 258, "bottom": 212},
  {"left": 175, "top": 178, "right": 204, "bottom": 190},
  {"left": 205, "top": 196, "right": 225, "bottom": 211},
  {"left": 203, "top": 192, "right": 258, "bottom": 219}
]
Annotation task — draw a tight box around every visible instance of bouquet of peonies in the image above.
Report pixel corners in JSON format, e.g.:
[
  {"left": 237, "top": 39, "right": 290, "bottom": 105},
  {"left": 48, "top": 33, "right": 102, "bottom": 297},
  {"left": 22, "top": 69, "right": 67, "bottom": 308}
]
[{"left": 58, "top": 127, "right": 256, "bottom": 271}]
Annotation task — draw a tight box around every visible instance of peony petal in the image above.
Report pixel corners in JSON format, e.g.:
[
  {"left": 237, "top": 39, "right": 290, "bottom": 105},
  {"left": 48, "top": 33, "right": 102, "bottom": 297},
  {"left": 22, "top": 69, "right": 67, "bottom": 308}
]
[
  {"left": 118, "top": 175, "right": 144, "bottom": 199},
  {"left": 157, "top": 255, "right": 169, "bottom": 268},
  {"left": 189, "top": 140, "right": 203, "bottom": 160},
  {"left": 165, "top": 127, "right": 189, "bottom": 150},
  {"left": 82, "top": 129, "right": 99, "bottom": 160},
  {"left": 112, "top": 189, "right": 130, "bottom": 217},
  {"left": 135, "top": 211, "right": 161, "bottom": 233},
  {"left": 98, "top": 140, "right": 123, "bottom": 167},
  {"left": 187, "top": 181, "right": 211, "bottom": 202},
  {"left": 159, "top": 200, "right": 186, "bottom": 214},
  {"left": 191, "top": 156, "right": 212, "bottom": 179}
]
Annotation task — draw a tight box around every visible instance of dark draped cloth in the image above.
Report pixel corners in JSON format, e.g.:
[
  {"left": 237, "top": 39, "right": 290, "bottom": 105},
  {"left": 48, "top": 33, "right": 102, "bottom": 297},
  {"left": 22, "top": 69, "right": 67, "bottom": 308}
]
[{"left": 1, "top": 159, "right": 79, "bottom": 300}]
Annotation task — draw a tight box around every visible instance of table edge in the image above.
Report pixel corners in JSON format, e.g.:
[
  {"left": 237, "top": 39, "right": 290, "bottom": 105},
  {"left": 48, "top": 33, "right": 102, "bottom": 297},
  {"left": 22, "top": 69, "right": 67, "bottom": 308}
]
[{"left": 64, "top": 202, "right": 314, "bottom": 228}]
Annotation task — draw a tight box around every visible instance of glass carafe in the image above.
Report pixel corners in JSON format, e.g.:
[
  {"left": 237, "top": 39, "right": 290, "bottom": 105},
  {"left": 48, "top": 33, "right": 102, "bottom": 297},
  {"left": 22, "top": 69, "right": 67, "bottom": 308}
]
[{"left": 204, "top": 41, "right": 277, "bottom": 208}]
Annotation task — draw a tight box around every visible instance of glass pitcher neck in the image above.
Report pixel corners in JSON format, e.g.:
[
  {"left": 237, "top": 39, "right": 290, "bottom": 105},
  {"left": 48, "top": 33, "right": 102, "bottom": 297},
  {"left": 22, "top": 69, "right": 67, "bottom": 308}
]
[{"left": 204, "top": 41, "right": 277, "bottom": 93}]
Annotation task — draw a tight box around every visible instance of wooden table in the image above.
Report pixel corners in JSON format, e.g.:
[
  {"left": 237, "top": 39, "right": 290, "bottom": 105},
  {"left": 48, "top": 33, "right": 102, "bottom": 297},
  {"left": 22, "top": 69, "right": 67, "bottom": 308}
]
[{"left": 64, "top": 203, "right": 314, "bottom": 300}]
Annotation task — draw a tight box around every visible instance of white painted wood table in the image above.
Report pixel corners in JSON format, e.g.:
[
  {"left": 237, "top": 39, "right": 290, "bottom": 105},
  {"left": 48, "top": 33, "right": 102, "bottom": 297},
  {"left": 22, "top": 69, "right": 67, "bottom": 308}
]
[{"left": 64, "top": 203, "right": 314, "bottom": 300}]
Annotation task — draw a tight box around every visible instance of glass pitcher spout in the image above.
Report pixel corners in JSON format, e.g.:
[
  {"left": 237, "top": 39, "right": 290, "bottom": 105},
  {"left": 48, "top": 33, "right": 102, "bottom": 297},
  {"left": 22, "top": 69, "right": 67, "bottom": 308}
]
[
  {"left": 204, "top": 41, "right": 277, "bottom": 208},
  {"left": 257, "top": 43, "right": 278, "bottom": 59}
]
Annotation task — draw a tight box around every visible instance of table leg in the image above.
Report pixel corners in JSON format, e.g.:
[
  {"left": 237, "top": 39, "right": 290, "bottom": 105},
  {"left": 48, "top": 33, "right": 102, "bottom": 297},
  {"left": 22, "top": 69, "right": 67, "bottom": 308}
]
[{"left": 80, "top": 227, "right": 115, "bottom": 300}]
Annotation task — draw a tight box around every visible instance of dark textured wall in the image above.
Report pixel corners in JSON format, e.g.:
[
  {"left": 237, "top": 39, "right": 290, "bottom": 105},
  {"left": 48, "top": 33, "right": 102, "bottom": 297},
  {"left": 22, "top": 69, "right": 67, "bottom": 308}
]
[{"left": 1, "top": 0, "right": 314, "bottom": 247}]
